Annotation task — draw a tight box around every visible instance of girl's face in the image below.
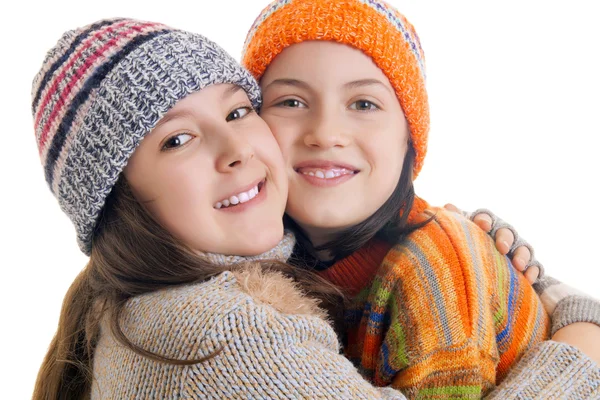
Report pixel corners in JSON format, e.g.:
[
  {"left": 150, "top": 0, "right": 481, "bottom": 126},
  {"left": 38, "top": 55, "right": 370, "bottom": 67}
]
[
  {"left": 260, "top": 41, "right": 410, "bottom": 245},
  {"left": 124, "top": 84, "right": 288, "bottom": 256}
]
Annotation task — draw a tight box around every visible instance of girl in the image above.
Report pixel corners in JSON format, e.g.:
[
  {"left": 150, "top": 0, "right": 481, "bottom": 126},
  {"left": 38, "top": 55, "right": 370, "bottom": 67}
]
[
  {"left": 241, "top": 0, "right": 600, "bottom": 398},
  {"left": 32, "top": 17, "right": 596, "bottom": 400}
]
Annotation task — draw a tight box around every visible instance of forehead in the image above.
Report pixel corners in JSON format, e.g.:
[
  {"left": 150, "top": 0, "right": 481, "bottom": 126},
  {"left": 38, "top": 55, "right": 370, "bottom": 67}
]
[{"left": 264, "top": 41, "right": 388, "bottom": 82}]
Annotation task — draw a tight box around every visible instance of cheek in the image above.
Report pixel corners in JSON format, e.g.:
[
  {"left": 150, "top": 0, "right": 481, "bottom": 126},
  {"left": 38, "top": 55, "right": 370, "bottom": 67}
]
[
  {"left": 169, "top": 173, "right": 205, "bottom": 202},
  {"left": 248, "top": 117, "right": 286, "bottom": 165},
  {"left": 258, "top": 133, "right": 286, "bottom": 173},
  {"left": 363, "top": 125, "right": 407, "bottom": 193},
  {"left": 255, "top": 136, "right": 289, "bottom": 201},
  {"left": 139, "top": 159, "right": 214, "bottom": 229},
  {"left": 378, "top": 144, "right": 405, "bottom": 188},
  {"left": 148, "top": 179, "right": 214, "bottom": 250},
  {"left": 262, "top": 115, "right": 299, "bottom": 160},
  {"left": 123, "top": 149, "right": 157, "bottom": 202}
]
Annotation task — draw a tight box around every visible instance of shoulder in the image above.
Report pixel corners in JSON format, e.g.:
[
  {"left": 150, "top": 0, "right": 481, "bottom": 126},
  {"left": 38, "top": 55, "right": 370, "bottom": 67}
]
[
  {"left": 376, "top": 205, "right": 501, "bottom": 294},
  {"left": 387, "top": 205, "right": 494, "bottom": 265},
  {"left": 103, "top": 267, "right": 330, "bottom": 358},
  {"left": 122, "top": 271, "right": 242, "bottom": 333},
  {"left": 92, "top": 268, "right": 339, "bottom": 398},
  {"left": 414, "top": 205, "right": 487, "bottom": 242},
  {"left": 231, "top": 264, "right": 327, "bottom": 318},
  {"left": 370, "top": 207, "right": 505, "bottom": 358}
]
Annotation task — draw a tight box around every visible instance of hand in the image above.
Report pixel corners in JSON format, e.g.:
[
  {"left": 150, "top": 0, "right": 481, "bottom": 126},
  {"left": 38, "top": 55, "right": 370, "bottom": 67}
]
[{"left": 444, "top": 204, "right": 541, "bottom": 284}]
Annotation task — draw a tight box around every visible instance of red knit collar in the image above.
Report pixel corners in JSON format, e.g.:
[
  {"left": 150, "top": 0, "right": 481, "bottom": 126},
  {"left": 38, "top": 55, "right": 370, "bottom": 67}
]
[{"left": 317, "top": 239, "right": 393, "bottom": 297}]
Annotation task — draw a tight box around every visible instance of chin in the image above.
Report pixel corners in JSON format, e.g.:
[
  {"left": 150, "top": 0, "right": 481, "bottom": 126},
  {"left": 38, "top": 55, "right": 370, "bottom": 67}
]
[
  {"left": 234, "top": 225, "right": 284, "bottom": 256},
  {"left": 292, "top": 208, "right": 358, "bottom": 231}
]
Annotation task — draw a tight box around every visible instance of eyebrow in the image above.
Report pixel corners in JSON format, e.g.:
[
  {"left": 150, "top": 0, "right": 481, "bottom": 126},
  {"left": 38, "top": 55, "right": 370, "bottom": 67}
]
[
  {"left": 223, "top": 84, "right": 243, "bottom": 99},
  {"left": 343, "top": 79, "right": 393, "bottom": 94},
  {"left": 154, "top": 86, "right": 244, "bottom": 130},
  {"left": 263, "top": 78, "right": 311, "bottom": 92},
  {"left": 154, "top": 110, "right": 196, "bottom": 130}
]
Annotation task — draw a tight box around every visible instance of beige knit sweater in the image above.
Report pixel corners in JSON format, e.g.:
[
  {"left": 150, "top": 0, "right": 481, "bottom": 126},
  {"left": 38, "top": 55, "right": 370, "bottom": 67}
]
[{"left": 91, "top": 267, "right": 405, "bottom": 399}]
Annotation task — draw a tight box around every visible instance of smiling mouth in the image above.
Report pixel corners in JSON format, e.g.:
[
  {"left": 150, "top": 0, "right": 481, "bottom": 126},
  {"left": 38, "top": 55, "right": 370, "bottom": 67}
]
[
  {"left": 214, "top": 180, "right": 265, "bottom": 209},
  {"left": 295, "top": 167, "right": 357, "bottom": 179}
]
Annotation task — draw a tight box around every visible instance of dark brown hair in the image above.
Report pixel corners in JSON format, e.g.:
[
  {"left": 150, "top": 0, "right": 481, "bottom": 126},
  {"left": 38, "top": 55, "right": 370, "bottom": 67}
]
[{"left": 32, "top": 177, "right": 342, "bottom": 400}]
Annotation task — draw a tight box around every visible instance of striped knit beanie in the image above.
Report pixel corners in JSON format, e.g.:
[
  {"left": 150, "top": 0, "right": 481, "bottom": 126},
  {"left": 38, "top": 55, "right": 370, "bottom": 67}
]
[
  {"left": 242, "top": 0, "right": 429, "bottom": 178},
  {"left": 32, "top": 18, "right": 262, "bottom": 255}
]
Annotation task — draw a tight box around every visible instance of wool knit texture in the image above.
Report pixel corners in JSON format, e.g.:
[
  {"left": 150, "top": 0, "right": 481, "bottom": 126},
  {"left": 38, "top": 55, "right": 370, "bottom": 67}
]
[
  {"left": 241, "top": 0, "right": 429, "bottom": 178},
  {"left": 91, "top": 235, "right": 406, "bottom": 399},
  {"left": 90, "top": 233, "right": 600, "bottom": 399},
  {"left": 486, "top": 340, "right": 600, "bottom": 399},
  {"left": 318, "top": 199, "right": 554, "bottom": 399},
  {"left": 31, "top": 18, "right": 262, "bottom": 255},
  {"left": 534, "top": 275, "right": 600, "bottom": 336}
]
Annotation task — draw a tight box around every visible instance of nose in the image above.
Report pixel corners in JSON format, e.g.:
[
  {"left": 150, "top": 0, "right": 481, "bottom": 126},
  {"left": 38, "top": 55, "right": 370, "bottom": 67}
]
[
  {"left": 303, "top": 109, "right": 351, "bottom": 149},
  {"left": 215, "top": 129, "right": 254, "bottom": 172}
]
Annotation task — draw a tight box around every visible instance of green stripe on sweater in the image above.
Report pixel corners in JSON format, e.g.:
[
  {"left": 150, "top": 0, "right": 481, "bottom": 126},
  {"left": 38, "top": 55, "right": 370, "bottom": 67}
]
[{"left": 417, "top": 384, "right": 481, "bottom": 398}]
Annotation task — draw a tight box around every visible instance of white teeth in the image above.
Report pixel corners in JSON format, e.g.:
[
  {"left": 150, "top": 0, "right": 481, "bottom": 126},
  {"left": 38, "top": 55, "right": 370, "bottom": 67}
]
[
  {"left": 300, "top": 168, "right": 354, "bottom": 180},
  {"left": 214, "top": 184, "right": 260, "bottom": 209},
  {"left": 248, "top": 188, "right": 257, "bottom": 200},
  {"left": 239, "top": 192, "right": 249, "bottom": 203}
]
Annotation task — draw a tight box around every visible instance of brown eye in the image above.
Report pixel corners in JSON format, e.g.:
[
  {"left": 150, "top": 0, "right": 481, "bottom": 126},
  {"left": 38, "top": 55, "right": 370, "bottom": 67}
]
[
  {"left": 350, "top": 100, "right": 379, "bottom": 111},
  {"left": 226, "top": 107, "right": 252, "bottom": 122},
  {"left": 277, "top": 99, "right": 306, "bottom": 108},
  {"left": 162, "top": 133, "right": 193, "bottom": 150}
]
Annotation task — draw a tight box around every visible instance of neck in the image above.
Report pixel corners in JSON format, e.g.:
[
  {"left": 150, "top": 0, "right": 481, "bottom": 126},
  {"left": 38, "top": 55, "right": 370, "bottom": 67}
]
[
  {"left": 200, "top": 232, "right": 296, "bottom": 266},
  {"left": 296, "top": 223, "right": 347, "bottom": 262}
]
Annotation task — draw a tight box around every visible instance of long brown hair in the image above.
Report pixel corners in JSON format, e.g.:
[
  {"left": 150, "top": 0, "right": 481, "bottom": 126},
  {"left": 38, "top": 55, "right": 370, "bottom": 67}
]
[{"left": 32, "top": 177, "right": 342, "bottom": 400}]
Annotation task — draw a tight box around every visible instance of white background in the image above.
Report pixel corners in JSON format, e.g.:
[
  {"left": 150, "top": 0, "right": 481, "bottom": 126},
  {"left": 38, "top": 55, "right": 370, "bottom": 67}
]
[{"left": 1, "top": 0, "right": 598, "bottom": 397}]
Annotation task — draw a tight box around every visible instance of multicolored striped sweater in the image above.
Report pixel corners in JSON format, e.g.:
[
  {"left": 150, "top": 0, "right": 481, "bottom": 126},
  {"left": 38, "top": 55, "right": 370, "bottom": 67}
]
[{"left": 318, "top": 199, "right": 551, "bottom": 398}]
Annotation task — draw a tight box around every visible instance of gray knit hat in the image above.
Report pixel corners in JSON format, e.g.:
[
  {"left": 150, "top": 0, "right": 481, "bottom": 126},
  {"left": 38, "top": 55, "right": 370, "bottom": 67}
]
[{"left": 31, "top": 18, "right": 262, "bottom": 255}]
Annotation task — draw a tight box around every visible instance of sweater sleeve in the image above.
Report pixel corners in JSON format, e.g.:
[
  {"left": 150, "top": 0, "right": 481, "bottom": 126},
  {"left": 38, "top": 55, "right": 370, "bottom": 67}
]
[
  {"left": 378, "top": 263, "right": 497, "bottom": 399},
  {"left": 181, "top": 283, "right": 407, "bottom": 399},
  {"left": 533, "top": 275, "right": 600, "bottom": 336},
  {"left": 464, "top": 208, "right": 600, "bottom": 335},
  {"left": 485, "top": 340, "right": 600, "bottom": 399},
  {"left": 368, "top": 209, "right": 550, "bottom": 399}
]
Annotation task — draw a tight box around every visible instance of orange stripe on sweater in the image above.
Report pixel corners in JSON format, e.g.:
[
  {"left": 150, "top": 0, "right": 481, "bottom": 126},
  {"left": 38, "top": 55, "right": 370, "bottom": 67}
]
[{"left": 389, "top": 343, "right": 496, "bottom": 391}]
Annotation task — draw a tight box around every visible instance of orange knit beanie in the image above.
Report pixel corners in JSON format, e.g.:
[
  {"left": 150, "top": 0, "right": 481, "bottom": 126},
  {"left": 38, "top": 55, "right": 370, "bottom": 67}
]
[{"left": 242, "top": 0, "right": 429, "bottom": 178}]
